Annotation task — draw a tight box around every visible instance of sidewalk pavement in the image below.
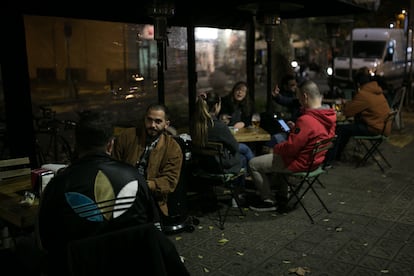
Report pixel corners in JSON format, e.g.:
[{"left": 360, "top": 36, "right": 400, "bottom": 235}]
[{"left": 169, "top": 109, "right": 414, "bottom": 276}]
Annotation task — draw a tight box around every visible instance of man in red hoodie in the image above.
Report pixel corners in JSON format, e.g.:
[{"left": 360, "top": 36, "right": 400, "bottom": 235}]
[
  {"left": 325, "top": 67, "right": 391, "bottom": 166},
  {"left": 248, "top": 80, "right": 336, "bottom": 212}
]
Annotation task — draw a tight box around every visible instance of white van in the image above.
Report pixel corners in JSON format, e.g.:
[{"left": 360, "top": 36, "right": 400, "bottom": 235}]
[{"left": 334, "top": 28, "right": 408, "bottom": 92}]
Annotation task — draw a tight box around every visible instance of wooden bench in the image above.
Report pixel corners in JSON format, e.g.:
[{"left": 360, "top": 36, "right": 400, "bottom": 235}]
[{"left": 0, "top": 157, "right": 31, "bottom": 181}]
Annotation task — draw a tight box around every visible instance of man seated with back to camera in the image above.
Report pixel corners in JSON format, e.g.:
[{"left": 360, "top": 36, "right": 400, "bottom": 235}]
[
  {"left": 248, "top": 80, "right": 336, "bottom": 212},
  {"left": 112, "top": 103, "right": 183, "bottom": 223},
  {"left": 37, "top": 110, "right": 164, "bottom": 275},
  {"left": 324, "top": 66, "right": 392, "bottom": 168}
]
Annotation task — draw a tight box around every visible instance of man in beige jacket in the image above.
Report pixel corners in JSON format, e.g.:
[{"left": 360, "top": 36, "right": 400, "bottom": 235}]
[{"left": 113, "top": 103, "right": 183, "bottom": 217}]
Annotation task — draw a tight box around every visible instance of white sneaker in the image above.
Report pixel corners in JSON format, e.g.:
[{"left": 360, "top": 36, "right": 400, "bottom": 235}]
[
  {"left": 249, "top": 199, "right": 277, "bottom": 212},
  {"left": 231, "top": 198, "right": 238, "bottom": 208}
]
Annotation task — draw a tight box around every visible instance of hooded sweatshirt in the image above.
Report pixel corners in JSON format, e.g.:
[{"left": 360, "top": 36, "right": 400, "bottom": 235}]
[
  {"left": 274, "top": 107, "right": 336, "bottom": 172},
  {"left": 342, "top": 81, "right": 391, "bottom": 136}
]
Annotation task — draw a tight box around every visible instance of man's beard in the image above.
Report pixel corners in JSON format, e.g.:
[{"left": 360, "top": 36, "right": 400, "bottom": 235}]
[{"left": 146, "top": 128, "right": 161, "bottom": 139}]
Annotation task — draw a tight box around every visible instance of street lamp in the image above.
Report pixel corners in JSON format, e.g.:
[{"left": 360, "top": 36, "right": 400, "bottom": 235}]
[
  {"left": 64, "top": 22, "right": 78, "bottom": 99},
  {"left": 326, "top": 22, "right": 340, "bottom": 97},
  {"left": 264, "top": 14, "right": 281, "bottom": 110}
]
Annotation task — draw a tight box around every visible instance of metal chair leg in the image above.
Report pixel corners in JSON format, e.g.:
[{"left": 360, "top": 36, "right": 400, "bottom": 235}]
[
  {"left": 285, "top": 175, "right": 330, "bottom": 224},
  {"left": 356, "top": 139, "right": 391, "bottom": 173}
]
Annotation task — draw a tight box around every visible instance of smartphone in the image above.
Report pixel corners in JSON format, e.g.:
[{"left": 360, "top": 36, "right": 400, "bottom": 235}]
[{"left": 278, "top": 119, "right": 290, "bottom": 132}]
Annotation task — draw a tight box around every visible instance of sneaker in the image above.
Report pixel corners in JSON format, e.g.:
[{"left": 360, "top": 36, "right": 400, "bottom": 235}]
[
  {"left": 231, "top": 198, "right": 238, "bottom": 208},
  {"left": 249, "top": 199, "right": 277, "bottom": 212}
]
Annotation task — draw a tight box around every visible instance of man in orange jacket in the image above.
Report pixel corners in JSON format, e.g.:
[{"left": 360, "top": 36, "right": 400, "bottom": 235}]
[{"left": 325, "top": 66, "right": 391, "bottom": 166}]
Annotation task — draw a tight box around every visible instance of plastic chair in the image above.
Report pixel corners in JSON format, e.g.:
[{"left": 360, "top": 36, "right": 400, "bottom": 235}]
[
  {"left": 191, "top": 142, "right": 245, "bottom": 230},
  {"left": 352, "top": 110, "right": 397, "bottom": 173},
  {"left": 280, "top": 136, "right": 337, "bottom": 224}
]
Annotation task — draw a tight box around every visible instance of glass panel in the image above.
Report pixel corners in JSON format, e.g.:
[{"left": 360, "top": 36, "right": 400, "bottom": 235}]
[
  {"left": 353, "top": 41, "right": 386, "bottom": 58},
  {"left": 24, "top": 15, "right": 158, "bottom": 129},
  {"left": 195, "top": 27, "right": 246, "bottom": 97},
  {"left": 24, "top": 16, "right": 247, "bottom": 138},
  {"left": 164, "top": 27, "right": 189, "bottom": 132}
]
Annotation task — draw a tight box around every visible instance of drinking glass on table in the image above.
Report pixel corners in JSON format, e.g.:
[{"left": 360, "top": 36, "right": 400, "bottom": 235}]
[
  {"left": 251, "top": 113, "right": 261, "bottom": 130},
  {"left": 334, "top": 99, "right": 346, "bottom": 121},
  {"left": 333, "top": 99, "right": 343, "bottom": 113}
]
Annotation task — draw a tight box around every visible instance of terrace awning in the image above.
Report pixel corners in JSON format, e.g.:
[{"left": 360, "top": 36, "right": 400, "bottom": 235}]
[{"left": 10, "top": 0, "right": 379, "bottom": 29}]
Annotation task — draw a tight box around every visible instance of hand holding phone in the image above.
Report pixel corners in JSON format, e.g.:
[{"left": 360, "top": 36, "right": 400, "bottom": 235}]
[{"left": 278, "top": 119, "right": 290, "bottom": 132}]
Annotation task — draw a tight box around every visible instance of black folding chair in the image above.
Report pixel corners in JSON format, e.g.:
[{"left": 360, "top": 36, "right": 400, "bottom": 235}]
[
  {"left": 280, "top": 136, "right": 337, "bottom": 224},
  {"left": 191, "top": 142, "right": 245, "bottom": 230},
  {"left": 352, "top": 110, "right": 397, "bottom": 173}
]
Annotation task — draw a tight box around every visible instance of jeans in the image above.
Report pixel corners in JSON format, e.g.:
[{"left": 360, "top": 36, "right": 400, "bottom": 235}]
[
  {"left": 236, "top": 143, "right": 255, "bottom": 188},
  {"left": 239, "top": 143, "right": 254, "bottom": 170},
  {"left": 248, "top": 153, "right": 291, "bottom": 201}
]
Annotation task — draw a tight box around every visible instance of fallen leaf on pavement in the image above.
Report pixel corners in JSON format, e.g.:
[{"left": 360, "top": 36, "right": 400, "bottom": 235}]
[
  {"left": 218, "top": 238, "right": 229, "bottom": 245},
  {"left": 288, "top": 266, "right": 311, "bottom": 275}
]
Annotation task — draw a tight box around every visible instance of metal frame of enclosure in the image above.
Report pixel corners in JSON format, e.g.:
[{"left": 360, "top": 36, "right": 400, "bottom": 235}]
[{"left": 2, "top": 0, "right": 376, "bottom": 167}]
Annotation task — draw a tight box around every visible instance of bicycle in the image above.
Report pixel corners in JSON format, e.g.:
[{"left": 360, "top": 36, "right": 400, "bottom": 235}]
[{"left": 34, "top": 106, "right": 77, "bottom": 165}]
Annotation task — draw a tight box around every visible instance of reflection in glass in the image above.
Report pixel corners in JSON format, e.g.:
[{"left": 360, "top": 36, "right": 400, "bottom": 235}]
[
  {"left": 23, "top": 16, "right": 248, "bottom": 133},
  {"left": 25, "top": 15, "right": 160, "bottom": 128},
  {"left": 195, "top": 27, "right": 246, "bottom": 97}
]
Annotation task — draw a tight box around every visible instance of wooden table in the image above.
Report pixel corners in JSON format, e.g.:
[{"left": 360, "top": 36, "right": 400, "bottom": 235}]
[
  {"left": 336, "top": 114, "right": 354, "bottom": 125},
  {"left": 0, "top": 175, "right": 38, "bottom": 229},
  {"left": 232, "top": 127, "right": 271, "bottom": 143}
]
